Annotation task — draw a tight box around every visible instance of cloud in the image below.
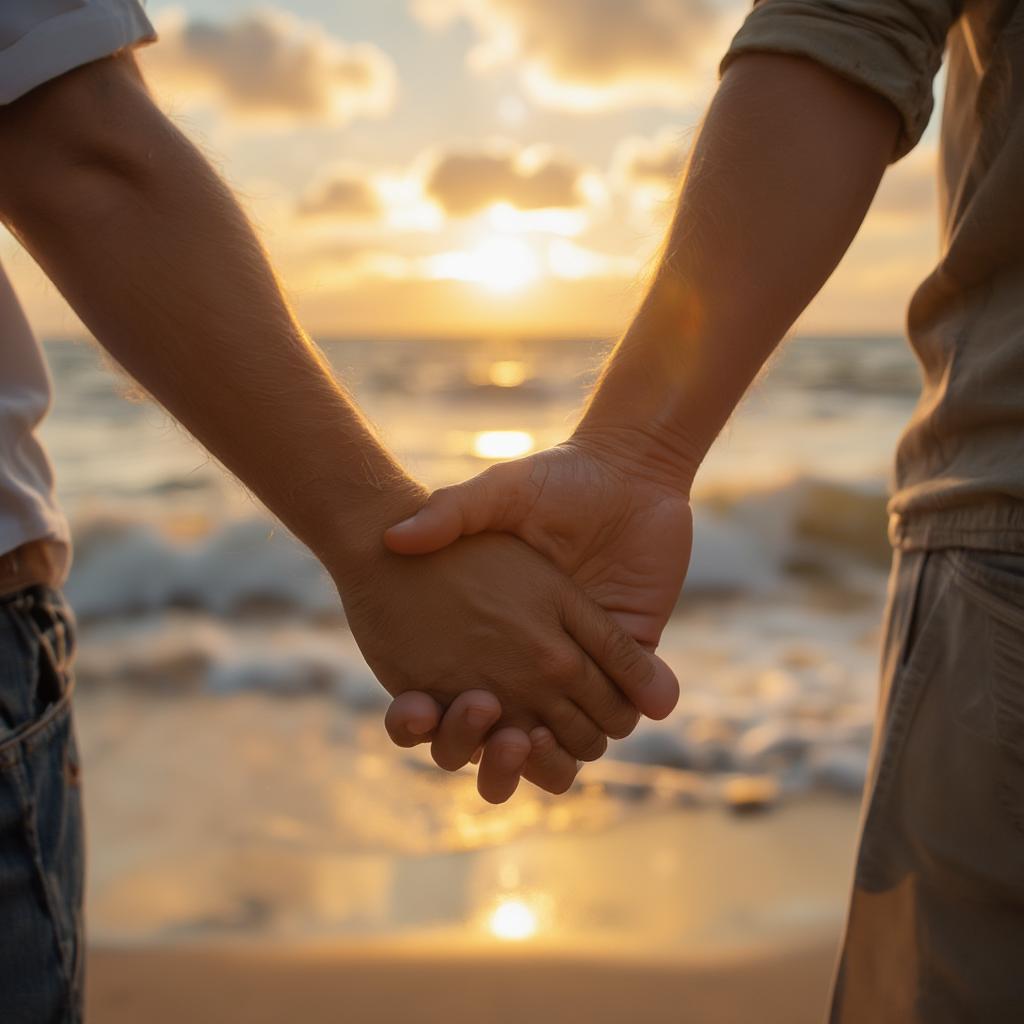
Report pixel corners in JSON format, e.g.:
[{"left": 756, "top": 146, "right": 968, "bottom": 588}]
[
  {"left": 296, "top": 171, "right": 383, "bottom": 220},
  {"left": 613, "top": 128, "right": 689, "bottom": 193},
  {"left": 853, "top": 146, "right": 938, "bottom": 245},
  {"left": 143, "top": 8, "right": 396, "bottom": 123},
  {"left": 424, "top": 145, "right": 587, "bottom": 216},
  {"left": 869, "top": 147, "right": 937, "bottom": 223},
  {"left": 413, "top": 0, "right": 734, "bottom": 110}
]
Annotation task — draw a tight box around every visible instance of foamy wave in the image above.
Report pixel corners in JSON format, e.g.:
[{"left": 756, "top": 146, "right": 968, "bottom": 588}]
[
  {"left": 66, "top": 476, "right": 889, "bottom": 621},
  {"left": 686, "top": 476, "right": 889, "bottom": 596},
  {"left": 67, "top": 518, "right": 338, "bottom": 620},
  {"left": 64, "top": 475, "right": 887, "bottom": 805},
  {"left": 73, "top": 613, "right": 387, "bottom": 708}
]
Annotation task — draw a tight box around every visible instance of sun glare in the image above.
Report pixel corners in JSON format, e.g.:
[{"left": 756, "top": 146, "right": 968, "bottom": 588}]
[
  {"left": 473, "top": 237, "right": 539, "bottom": 292},
  {"left": 489, "top": 899, "right": 538, "bottom": 941},
  {"left": 430, "top": 236, "right": 540, "bottom": 293},
  {"left": 472, "top": 430, "right": 534, "bottom": 459},
  {"left": 488, "top": 360, "right": 528, "bottom": 387}
]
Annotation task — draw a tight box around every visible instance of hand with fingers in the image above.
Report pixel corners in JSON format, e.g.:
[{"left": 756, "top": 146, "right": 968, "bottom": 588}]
[
  {"left": 332, "top": 525, "right": 679, "bottom": 803},
  {"left": 381, "top": 433, "right": 693, "bottom": 801}
]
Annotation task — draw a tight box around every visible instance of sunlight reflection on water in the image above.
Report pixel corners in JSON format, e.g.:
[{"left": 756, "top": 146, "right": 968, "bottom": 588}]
[
  {"left": 489, "top": 899, "right": 540, "bottom": 941},
  {"left": 487, "top": 360, "right": 529, "bottom": 387},
  {"left": 471, "top": 430, "right": 534, "bottom": 459}
]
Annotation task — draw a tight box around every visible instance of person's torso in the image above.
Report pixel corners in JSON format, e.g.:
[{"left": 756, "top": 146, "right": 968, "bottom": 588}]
[
  {"left": 0, "top": 264, "right": 69, "bottom": 564},
  {"left": 891, "top": 0, "right": 1024, "bottom": 550}
]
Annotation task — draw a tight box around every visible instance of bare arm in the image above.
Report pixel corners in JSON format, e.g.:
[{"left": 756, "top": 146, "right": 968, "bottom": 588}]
[
  {"left": 0, "top": 52, "right": 675, "bottom": 800},
  {"left": 0, "top": 53, "right": 417, "bottom": 567},
  {"left": 382, "top": 52, "right": 903, "bottom": 786},
  {"left": 576, "top": 53, "right": 901, "bottom": 488}
]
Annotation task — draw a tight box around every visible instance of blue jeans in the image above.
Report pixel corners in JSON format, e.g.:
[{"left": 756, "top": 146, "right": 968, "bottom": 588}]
[{"left": 0, "top": 586, "right": 83, "bottom": 1023}]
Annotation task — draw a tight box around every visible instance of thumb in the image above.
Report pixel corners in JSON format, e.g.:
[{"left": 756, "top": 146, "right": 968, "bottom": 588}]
[{"left": 383, "top": 468, "right": 515, "bottom": 555}]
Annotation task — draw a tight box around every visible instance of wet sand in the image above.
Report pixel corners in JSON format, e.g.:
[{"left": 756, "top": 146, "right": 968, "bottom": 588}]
[{"left": 87, "top": 937, "right": 840, "bottom": 1024}]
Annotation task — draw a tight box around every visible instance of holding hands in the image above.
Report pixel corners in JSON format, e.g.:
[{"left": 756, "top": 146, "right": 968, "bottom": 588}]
[{"left": 376, "top": 431, "right": 694, "bottom": 801}]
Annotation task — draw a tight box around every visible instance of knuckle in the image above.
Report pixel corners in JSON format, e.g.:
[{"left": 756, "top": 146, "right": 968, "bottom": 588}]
[
  {"left": 552, "top": 702, "right": 606, "bottom": 762},
  {"left": 588, "top": 682, "right": 633, "bottom": 732},
  {"left": 500, "top": 734, "right": 531, "bottom": 761},
  {"left": 429, "top": 485, "right": 455, "bottom": 505},
  {"left": 552, "top": 699, "right": 584, "bottom": 734},
  {"left": 606, "top": 705, "right": 641, "bottom": 741},
  {"left": 603, "top": 627, "right": 640, "bottom": 668},
  {"left": 529, "top": 728, "right": 557, "bottom": 755},
  {"left": 458, "top": 696, "right": 498, "bottom": 730},
  {"left": 577, "top": 730, "right": 608, "bottom": 762},
  {"left": 542, "top": 645, "right": 584, "bottom": 687},
  {"left": 604, "top": 630, "right": 653, "bottom": 686}
]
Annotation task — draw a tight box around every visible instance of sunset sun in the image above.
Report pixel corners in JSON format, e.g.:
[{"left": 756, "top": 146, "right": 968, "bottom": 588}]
[
  {"left": 473, "top": 237, "right": 539, "bottom": 292},
  {"left": 430, "top": 236, "right": 541, "bottom": 294}
]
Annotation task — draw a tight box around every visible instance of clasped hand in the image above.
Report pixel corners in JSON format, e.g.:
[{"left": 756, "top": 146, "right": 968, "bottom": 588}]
[{"left": 338, "top": 435, "right": 693, "bottom": 803}]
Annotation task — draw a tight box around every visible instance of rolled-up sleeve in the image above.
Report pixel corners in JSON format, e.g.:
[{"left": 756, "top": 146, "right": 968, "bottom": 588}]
[
  {"left": 0, "top": 0, "right": 155, "bottom": 105},
  {"left": 721, "top": 0, "right": 961, "bottom": 160}
]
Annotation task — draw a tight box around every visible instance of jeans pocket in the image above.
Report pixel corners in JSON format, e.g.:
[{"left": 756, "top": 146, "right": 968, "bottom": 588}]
[{"left": 0, "top": 588, "right": 83, "bottom": 1023}]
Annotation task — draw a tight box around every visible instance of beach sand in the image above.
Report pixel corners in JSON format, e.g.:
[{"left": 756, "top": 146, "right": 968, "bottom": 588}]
[
  {"left": 78, "top": 689, "right": 864, "bottom": 1022},
  {"left": 87, "top": 937, "right": 840, "bottom": 1023}
]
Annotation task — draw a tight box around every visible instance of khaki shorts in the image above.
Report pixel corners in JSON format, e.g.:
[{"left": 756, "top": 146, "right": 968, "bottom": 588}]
[{"left": 830, "top": 547, "right": 1024, "bottom": 1023}]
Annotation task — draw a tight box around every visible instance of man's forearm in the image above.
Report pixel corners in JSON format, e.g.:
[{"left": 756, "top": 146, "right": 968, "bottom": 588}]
[
  {"left": 0, "top": 54, "right": 417, "bottom": 572},
  {"left": 577, "top": 54, "right": 901, "bottom": 489}
]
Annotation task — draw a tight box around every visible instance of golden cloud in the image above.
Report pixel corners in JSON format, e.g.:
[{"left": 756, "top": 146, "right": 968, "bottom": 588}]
[
  {"left": 413, "top": 0, "right": 734, "bottom": 110},
  {"left": 612, "top": 127, "right": 689, "bottom": 193},
  {"left": 142, "top": 8, "right": 396, "bottom": 123},
  {"left": 296, "top": 171, "right": 383, "bottom": 220},
  {"left": 869, "top": 147, "right": 938, "bottom": 223},
  {"left": 424, "top": 145, "right": 587, "bottom": 216}
]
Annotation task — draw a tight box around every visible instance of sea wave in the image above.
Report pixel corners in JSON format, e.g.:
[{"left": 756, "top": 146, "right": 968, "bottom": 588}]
[
  {"left": 65, "top": 476, "right": 889, "bottom": 807},
  {"left": 65, "top": 475, "right": 890, "bottom": 621}
]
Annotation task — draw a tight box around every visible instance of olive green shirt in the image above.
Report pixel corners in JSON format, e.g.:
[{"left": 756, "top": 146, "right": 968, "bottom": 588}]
[{"left": 725, "top": 0, "right": 1024, "bottom": 552}]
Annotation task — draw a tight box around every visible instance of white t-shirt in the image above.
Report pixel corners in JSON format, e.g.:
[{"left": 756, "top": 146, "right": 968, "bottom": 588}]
[{"left": 0, "top": 0, "right": 155, "bottom": 575}]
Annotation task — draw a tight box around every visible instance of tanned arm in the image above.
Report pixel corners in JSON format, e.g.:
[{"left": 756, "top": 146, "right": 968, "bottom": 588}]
[
  {"left": 0, "top": 52, "right": 678, "bottom": 803},
  {"left": 576, "top": 53, "right": 901, "bottom": 488},
  {"left": 382, "top": 53, "right": 902, "bottom": 792}
]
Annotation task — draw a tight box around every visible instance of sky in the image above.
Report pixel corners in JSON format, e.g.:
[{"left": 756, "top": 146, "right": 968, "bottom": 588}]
[{"left": 1, "top": 0, "right": 943, "bottom": 340}]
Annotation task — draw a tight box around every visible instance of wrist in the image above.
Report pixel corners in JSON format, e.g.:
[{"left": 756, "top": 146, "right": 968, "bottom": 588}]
[
  {"left": 304, "top": 472, "right": 428, "bottom": 583},
  {"left": 570, "top": 420, "right": 700, "bottom": 499}
]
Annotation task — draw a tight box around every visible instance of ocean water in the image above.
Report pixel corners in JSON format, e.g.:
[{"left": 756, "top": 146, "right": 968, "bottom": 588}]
[{"left": 41, "top": 335, "right": 922, "bottom": 941}]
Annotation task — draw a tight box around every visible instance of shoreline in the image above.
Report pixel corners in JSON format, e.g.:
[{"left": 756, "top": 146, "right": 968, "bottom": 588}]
[{"left": 87, "top": 935, "right": 841, "bottom": 1024}]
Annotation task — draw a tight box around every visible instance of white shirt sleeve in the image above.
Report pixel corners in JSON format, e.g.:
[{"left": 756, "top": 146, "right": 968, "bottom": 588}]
[{"left": 0, "top": 0, "right": 155, "bottom": 105}]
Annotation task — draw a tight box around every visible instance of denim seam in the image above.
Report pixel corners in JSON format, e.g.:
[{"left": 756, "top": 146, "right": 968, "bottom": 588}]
[
  {"left": 0, "top": 680, "right": 76, "bottom": 766},
  {"left": 7, "top": 754, "right": 77, "bottom": 1006}
]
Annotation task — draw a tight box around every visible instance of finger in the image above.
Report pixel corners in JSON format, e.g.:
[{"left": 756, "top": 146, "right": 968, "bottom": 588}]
[
  {"left": 476, "top": 727, "right": 531, "bottom": 804},
  {"left": 430, "top": 691, "right": 502, "bottom": 771},
  {"left": 383, "top": 463, "right": 529, "bottom": 555},
  {"left": 559, "top": 644, "right": 642, "bottom": 741},
  {"left": 545, "top": 698, "right": 608, "bottom": 762},
  {"left": 563, "top": 589, "right": 680, "bottom": 721},
  {"left": 385, "top": 691, "right": 445, "bottom": 748},
  {"left": 521, "top": 726, "right": 580, "bottom": 795},
  {"left": 538, "top": 637, "right": 633, "bottom": 750}
]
